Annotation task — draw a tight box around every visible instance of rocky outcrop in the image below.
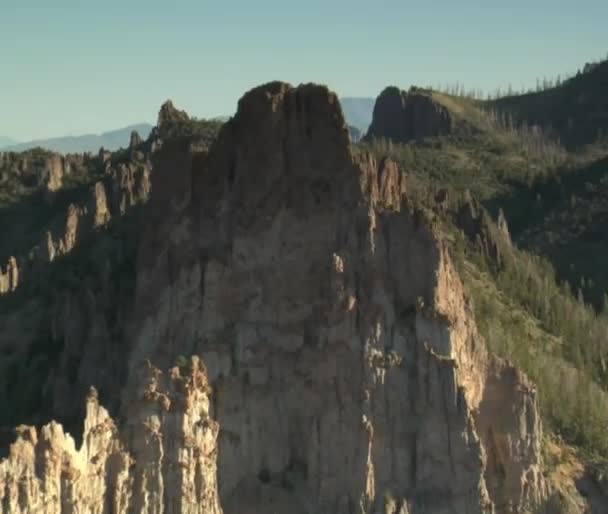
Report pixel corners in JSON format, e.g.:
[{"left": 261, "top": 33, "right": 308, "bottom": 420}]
[
  {"left": 0, "top": 83, "right": 546, "bottom": 513},
  {"left": 0, "top": 105, "right": 224, "bottom": 445},
  {"left": 125, "top": 82, "right": 545, "bottom": 513},
  {"left": 156, "top": 100, "right": 192, "bottom": 140},
  {"left": 130, "top": 129, "right": 143, "bottom": 149},
  {"left": 366, "top": 86, "right": 474, "bottom": 143},
  {"left": 92, "top": 180, "right": 111, "bottom": 227},
  {"left": 0, "top": 142, "right": 151, "bottom": 294},
  {"left": 0, "top": 357, "right": 221, "bottom": 514},
  {"left": 13, "top": 163, "right": 148, "bottom": 275},
  {"left": 0, "top": 257, "right": 19, "bottom": 293},
  {"left": 44, "top": 153, "right": 64, "bottom": 192},
  {"left": 455, "top": 192, "right": 513, "bottom": 270},
  {"left": 0, "top": 150, "right": 88, "bottom": 195}
]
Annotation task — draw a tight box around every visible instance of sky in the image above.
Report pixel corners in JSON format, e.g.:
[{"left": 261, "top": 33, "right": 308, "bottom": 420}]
[{"left": 1, "top": 1, "right": 607, "bottom": 141}]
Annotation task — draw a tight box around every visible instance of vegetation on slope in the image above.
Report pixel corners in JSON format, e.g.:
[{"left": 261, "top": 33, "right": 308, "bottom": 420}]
[
  {"left": 486, "top": 58, "right": 608, "bottom": 149},
  {"left": 449, "top": 226, "right": 608, "bottom": 461},
  {"left": 362, "top": 79, "right": 608, "bottom": 466},
  {"left": 488, "top": 155, "right": 608, "bottom": 309}
]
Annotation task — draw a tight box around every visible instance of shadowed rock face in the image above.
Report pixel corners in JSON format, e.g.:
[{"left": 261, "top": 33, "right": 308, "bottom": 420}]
[
  {"left": 0, "top": 143, "right": 151, "bottom": 296},
  {"left": 0, "top": 82, "right": 546, "bottom": 514},
  {"left": 366, "top": 86, "right": 464, "bottom": 143}
]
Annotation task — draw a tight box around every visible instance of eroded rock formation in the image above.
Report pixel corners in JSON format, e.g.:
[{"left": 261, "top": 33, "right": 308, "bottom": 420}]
[
  {"left": 366, "top": 86, "right": 474, "bottom": 143},
  {"left": 0, "top": 357, "right": 221, "bottom": 514},
  {"left": 0, "top": 141, "right": 151, "bottom": 294},
  {"left": 0, "top": 83, "right": 547, "bottom": 513},
  {"left": 0, "top": 257, "right": 19, "bottom": 293},
  {"left": 0, "top": 151, "right": 78, "bottom": 194},
  {"left": 455, "top": 192, "right": 513, "bottom": 270}
]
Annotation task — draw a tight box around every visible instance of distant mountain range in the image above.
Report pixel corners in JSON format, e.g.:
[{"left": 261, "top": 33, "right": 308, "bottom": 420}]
[
  {"left": 0, "top": 124, "right": 154, "bottom": 154},
  {"left": 0, "top": 97, "right": 375, "bottom": 155},
  {"left": 0, "top": 136, "right": 18, "bottom": 148}
]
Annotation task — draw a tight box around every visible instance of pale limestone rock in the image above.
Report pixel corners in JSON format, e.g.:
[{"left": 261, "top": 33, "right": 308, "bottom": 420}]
[
  {"left": 92, "top": 181, "right": 110, "bottom": 227},
  {"left": 57, "top": 204, "right": 83, "bottom": 255},
  {"left": 44, "top": 154, "right": 64, "bottom": 192},
  {"left": 0, "top": 358, "right": 221, "bottom": 514},
  {"left": 110, "top": 162, "right": 151, "bottom": 215}
]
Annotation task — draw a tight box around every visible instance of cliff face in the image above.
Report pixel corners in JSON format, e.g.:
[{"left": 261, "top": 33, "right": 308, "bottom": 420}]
[
  {"left": 487, "top": 59, "right": 608, "bottom": 149},
  {"left": 365, "top": 86, "right": 473, "bottom": 143},
  {"left": 0, "top": 358, "right": 221, "bottom": 514},
  {"left": 0, "top": 83, "right": 546, "bottom": 513}
]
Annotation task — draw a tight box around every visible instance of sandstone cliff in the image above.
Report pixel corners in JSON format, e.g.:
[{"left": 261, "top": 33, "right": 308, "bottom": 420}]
[
  {"left": 366, "top": 86, "right": 477, "bottom": 143},
  {"left": 1, "top": 83, "right": 547, "bottom": 513}
]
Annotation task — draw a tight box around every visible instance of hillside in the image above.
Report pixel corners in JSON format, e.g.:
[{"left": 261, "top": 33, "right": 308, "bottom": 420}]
[
  {"left": 487, "top": 58, "right": 608, "bottom": 149},
  {"left": 365, "top": 86, "right": 503, "bottom": 144},
  {"left": 486, "top": 154, "right": 608, "bottom": 310},
  {"left": 2, "top": 123, "right": 154, "bottom": 154}
]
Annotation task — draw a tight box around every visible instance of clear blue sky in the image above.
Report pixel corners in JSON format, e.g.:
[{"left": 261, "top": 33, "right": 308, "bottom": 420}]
[{"left": 1, "top": 1, "right": 606, "bottom": 141}]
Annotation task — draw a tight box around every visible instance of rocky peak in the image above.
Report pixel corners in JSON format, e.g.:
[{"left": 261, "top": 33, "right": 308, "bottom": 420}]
[
  {"left": 0, "top": 256, "right": 19, "bottom": 293},
  {"left": 194, "top": 82, "right": 354, "bottom": 220},
  {"left": 156, "top": 99, "right": 190, "bottom": 139},
  {"left": 158, "top": 99, "right": 189, "bottom": 124},
  {"left": 366, "top": 86, "right": 468, "bottom": 143},
  {"left": 129, "top": 129, "right": 143, "bottom": 149},
  {"left": 1, "top": 82, "right": 547, "bottom": 514},
  {"left": 129, "top": 82, "right": 545, "bottom": 513}
]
